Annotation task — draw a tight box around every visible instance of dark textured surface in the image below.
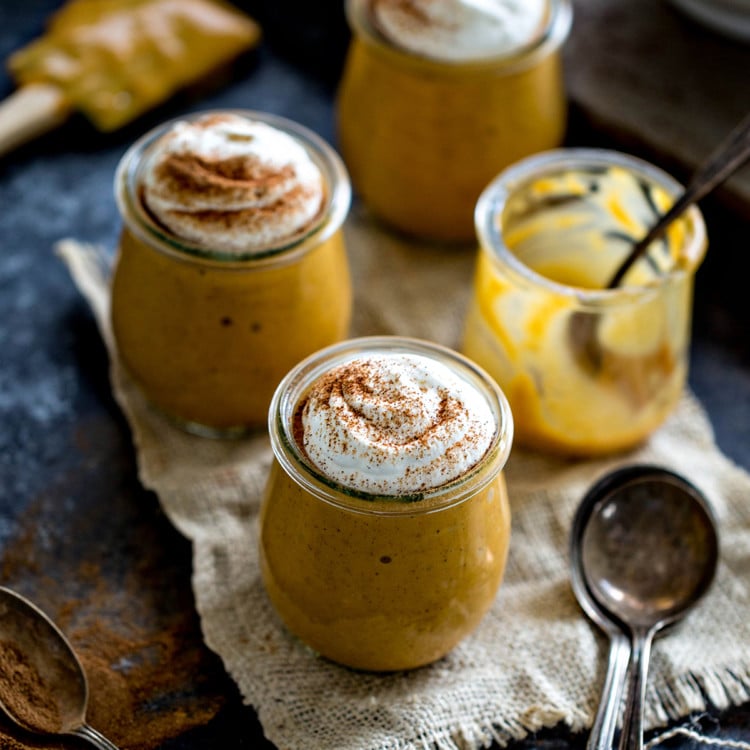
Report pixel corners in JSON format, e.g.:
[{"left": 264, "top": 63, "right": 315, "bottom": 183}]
[{"left": 1, "top": 1, "right": 749, "bottom": 748}]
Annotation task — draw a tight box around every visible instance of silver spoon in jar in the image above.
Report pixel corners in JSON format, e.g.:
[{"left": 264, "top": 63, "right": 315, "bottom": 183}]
[
  {"left": 573, "top": 465, "right": 719, "bottom": 750},
  {"left": 0, "top": 586, "right": 121, "bottom": 750},
  {"left": 569, "top": 111, "right": 750, "bottom": 376}
]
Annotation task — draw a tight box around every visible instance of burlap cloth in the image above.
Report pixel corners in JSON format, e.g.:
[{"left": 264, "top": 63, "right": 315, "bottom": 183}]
[{"left": 57, "top": 204, "right": 750, "bottom": 750}]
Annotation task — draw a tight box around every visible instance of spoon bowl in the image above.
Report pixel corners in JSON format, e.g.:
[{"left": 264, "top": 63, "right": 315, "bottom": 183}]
[
  {"left": 581, "top": 468, "right": 718, "bottom": 629},
  {"left": 572, "top": 465, "right": 719, "bottom": 750},
  {"left": 0, "top": 587, "right": 120, "bottom": 750}
]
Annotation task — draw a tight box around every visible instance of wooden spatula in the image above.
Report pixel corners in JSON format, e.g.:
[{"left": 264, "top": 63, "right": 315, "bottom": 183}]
[{"left": 0, "top": 0, "right": 261, "bottom": 156}]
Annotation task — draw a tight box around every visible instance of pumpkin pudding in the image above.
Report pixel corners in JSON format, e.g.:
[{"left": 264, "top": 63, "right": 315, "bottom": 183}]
[
  {"left": 111, "top": 111, "right": 352, "bottom": 435},
  {"left": 336, "top": 0, "right": 572, "bottom": 242},
  {"left": 260, "top": 337, "right": 513, "bottom": 671}
]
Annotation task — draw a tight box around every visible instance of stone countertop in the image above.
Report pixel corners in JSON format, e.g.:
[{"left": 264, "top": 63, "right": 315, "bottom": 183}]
[{"left": 0, "top": 1, "right": 749, "bottom": 748}]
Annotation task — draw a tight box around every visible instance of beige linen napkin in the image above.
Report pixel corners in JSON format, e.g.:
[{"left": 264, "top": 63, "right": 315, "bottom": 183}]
[{"left": 57, "top": 204, "right": 750, "bottom": 750}]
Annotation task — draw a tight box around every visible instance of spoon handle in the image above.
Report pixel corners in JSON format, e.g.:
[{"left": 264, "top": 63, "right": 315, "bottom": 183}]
[
  {"left": 618, "top": 627, "right": 656, "bottom": 750},
  {"left": 608, "top": 109, "right": 750, "bottom": 289},
  {"left": 69, "top": 723, "right": 122, "bottom": 750},
  {"left": 588, "top": 631, "right": 632, "bottom": 750}
]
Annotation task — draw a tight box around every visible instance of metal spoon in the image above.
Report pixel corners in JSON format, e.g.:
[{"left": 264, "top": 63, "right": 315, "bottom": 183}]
[
  {"left": 575, "top": 465, "right": 719, "bottom": 750},
  {"left": 570, "top": 470, "right": 633, "bottom": 750},
  {"left": 569, "top": 110, "right": 750, "bottom": 376},
  {"left": 0, "top": 586, "right": 120, "bottom": 750}
]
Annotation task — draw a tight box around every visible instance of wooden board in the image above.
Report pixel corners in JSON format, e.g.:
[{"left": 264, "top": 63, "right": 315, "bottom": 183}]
[{"left": 565, "top": 0, "right": 750, "bottom": 213}]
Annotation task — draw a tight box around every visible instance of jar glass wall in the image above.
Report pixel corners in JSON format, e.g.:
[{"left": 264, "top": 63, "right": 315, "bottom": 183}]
[
  {"left": 336, "top": 0, "right": 572, "bottom": 242},
  {"left": 462, "top": 149, "right": 707, "bottom": 456},
  {"left": 260, "top": 336, "right": 514, "bottom": 671},
  {"left": 111, "top": 110, "right": 352, "bottom": 437}
]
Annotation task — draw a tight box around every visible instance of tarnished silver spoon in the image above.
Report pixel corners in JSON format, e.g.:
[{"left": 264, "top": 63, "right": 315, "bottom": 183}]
[
  {"left": 575, "top": 465, "right": 719, "bottom": 750},
  {"left": 570, "top": 470, "right": 632, "bottom": 750},
  {"left": 0, "top": 586, "right": 120, "bottom": 750}
]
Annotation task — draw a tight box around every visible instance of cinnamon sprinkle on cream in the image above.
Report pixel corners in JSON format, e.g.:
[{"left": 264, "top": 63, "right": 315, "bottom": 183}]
[
  {"left": 141, "top": 113, "right": 325, "bottom": 253},
  {"left": 369, "top": 0, "right": 549, "bottom": 62},
  {"left": 298, "top": 353, "right": 496, "bottom": 495}
]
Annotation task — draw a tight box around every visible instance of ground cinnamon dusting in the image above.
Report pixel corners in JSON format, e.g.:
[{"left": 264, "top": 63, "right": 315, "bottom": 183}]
[
  {"left": 370, "top": 0, "right": 433, "bottom": 29},
  {"left": 145, "top": 146, "right": 324, "bottom": 243},
  {"left": 0, "top": 438, "right": 230, "bottom": 750},
  {"left": 296, "top": 358, "right": 486, "bottom": 493},
  {"left": 0, "top": 576, "right": 225, "bottom": 750},
  {"left": 0, "top": 641, "right": 61, "bottom": 734},
  {"left": 305, "top": 361, "right": 465, "bottom": 444},
  {"left": 169, "top": 185, "right": 320, "bottom": 228},
  {"left": 155, "top": 153, "right": 295, "bottom": 201},
  {"left": 0, "top": 737, "right": 27, "bottom": 749}
]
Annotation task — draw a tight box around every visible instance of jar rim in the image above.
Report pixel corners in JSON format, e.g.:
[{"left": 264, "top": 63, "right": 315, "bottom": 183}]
[
  {"left": 114, "top": 109, "right": 351, "bottom": 269},
  {"left": 344, "top": 0, "right": 572, "bottom": 73},
  {"left": 474, "top": 147, "right": 708, "bottom": 308},
  {"left": 268, "top": 336, "right": 514, "bottom": 516}
]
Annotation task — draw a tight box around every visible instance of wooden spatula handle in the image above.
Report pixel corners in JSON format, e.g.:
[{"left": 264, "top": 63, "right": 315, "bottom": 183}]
[{"left": 0, "top": 82, "right": 71, "bottom": 157}]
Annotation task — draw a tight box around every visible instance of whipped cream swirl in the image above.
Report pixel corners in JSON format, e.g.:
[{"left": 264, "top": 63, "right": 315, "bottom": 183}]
[
  {"left": 300, "top": 353, "right": 496, "bottom": 495},
  {"left": 370, "top": 0, "right": 549, "bottom": 62},
  {"left": 141, "top": 113, "right": 325, "bottom": 254}
]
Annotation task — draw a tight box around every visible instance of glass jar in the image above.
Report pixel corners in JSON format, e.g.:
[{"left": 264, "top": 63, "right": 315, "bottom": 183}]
[
  {"left": 462, "top": 148, "right": 708, "bottom": 456},
  {"left": 336, "top": 0, "right": 572, "bottom": 242},
  {"left": 260, "top": 336, "right": 514, "bottom": 671},
  {"left": 111, "top": 110, "right": 352, "bottom": 437}
]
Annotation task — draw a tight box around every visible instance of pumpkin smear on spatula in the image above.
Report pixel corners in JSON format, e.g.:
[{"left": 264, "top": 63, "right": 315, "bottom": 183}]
[{"left": 1, "top": 0, "right": 261, "bottom": 155}]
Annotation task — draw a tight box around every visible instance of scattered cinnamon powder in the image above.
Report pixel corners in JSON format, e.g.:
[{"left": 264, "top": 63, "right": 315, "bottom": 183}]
[
  {"left": 0, "top": 576, "right": 226, "bottom": 749},
  {"left": 0, "top": 738, "right": 27, "bottom": 749},
  {"left": 0, "top": 418, "right": 230, "bottom": 749},
  {"left": 0, "top": 641, "right": 62, "bottom": 734}
]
